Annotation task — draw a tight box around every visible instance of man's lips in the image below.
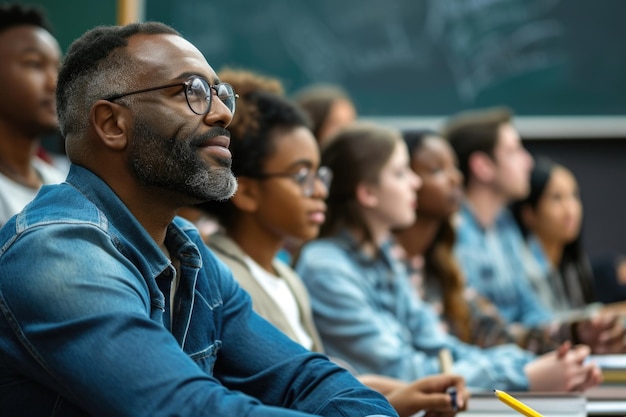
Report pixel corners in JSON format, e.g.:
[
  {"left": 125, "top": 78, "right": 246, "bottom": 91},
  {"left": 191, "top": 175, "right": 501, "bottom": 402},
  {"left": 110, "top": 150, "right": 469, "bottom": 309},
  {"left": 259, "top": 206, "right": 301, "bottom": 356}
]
[{"left": 198, "top": 135, "right": 232, "bottom": 159}]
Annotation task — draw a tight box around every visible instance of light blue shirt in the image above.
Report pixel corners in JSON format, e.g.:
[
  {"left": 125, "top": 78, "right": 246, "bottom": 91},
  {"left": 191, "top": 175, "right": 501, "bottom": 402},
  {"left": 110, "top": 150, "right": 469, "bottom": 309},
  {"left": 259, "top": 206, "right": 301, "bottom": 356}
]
[
  {"left": 296, "top": 231, "right": 535, "bottom": 391},
  {"left": 454, "top": 203, "right": 553, "bottom": 327}
]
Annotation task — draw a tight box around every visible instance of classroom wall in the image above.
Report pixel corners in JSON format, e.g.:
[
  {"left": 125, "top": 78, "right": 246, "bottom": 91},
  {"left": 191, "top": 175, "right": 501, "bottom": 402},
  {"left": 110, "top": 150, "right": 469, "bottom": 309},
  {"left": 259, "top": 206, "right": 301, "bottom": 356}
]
[{"left": 12, "top": 0, "right": 116, "bottom": 52}]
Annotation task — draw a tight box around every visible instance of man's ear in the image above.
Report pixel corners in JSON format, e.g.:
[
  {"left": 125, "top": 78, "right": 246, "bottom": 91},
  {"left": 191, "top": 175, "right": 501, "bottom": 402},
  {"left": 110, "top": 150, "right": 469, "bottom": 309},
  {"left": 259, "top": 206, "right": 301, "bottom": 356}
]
[
  {"left": 90, "top": 100, "right": 131, "bottom": 151},
  {"left": 356, "top": 181, "right": 378, "bottom": 208},
  {"left": 231, "top": 177, "right": 260, "bottom": 213},
  {"left": 468, "top": 151, "right": 496, "bottom": 183}
]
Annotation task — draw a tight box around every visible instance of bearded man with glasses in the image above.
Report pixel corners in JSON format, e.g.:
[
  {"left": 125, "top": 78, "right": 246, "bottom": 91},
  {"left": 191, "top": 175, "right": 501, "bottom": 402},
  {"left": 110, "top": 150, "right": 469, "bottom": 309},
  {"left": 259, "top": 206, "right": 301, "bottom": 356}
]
[{"left": 0, "top": 22, "right": 398, "bottom": 417}]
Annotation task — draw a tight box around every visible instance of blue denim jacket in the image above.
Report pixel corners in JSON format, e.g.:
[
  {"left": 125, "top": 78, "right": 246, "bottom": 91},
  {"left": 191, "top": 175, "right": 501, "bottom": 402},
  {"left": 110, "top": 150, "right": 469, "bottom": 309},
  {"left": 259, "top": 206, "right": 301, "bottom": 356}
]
[
  {"left": 454, "top": 203, "right": 552, "bottom": 327},
  {"left": 0, "top": 165, "right": 397, "bottom": 417},
  {"left": 296, "top": 232, "right": 535, "bottom": 391}
]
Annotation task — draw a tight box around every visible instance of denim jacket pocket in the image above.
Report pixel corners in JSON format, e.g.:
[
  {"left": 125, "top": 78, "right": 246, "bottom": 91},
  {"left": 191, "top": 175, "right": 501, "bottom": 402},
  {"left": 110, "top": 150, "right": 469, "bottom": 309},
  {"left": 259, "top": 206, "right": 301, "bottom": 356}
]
[{"left": 189, "top": 340, "right": 222, "bottom": 374}]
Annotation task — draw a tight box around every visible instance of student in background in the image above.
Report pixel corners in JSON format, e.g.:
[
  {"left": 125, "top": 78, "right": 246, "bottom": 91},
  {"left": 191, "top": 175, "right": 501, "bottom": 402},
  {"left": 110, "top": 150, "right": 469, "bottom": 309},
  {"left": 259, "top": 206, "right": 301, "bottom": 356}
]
[
  {"left": 293, "top": 83, "right": 357, "bottom": 147},
  {"left": 0, "top": 4, "right": 65, "bottom": 226},
  {"left": 510, "top": 157, "right": 597, "bottom": 318},
  {"left": 445, "top": 107, "right": 624, "bottom": 354},
  {"left": 296, "top": 122, "right": 602, "bottom": 392},
  {"left": 395, "top": 129, "right": 582, "bottom": 354},
  {"left": 195, "top": 69, "right": 468, "bottom": 417}
]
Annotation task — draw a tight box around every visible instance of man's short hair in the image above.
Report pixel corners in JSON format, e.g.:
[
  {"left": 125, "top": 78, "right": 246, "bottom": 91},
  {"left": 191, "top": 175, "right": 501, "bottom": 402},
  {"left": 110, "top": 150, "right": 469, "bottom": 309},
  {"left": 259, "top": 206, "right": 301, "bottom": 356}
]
[
  {"left": 0, "top": 3, "right": 52, "bottom": 34},
  {"left": 57, "top": 22, "right": 180, "bottom": 139},
  {"left": 442, "top": 106, "right": 513, "bottom": 184}
]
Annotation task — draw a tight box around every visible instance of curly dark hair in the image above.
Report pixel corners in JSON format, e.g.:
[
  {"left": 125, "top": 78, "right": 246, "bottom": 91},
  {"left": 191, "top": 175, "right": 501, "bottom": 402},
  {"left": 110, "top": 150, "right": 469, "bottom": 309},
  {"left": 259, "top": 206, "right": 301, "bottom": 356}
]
[
  {"left": 196, "top": 69, "right": 311, "bottom": 228},
  {"left": 0, "top": 3, "right": 52, "bottom": 34},
  {"left": 57, "top": 22, "right": 179, "bottom": 141}
]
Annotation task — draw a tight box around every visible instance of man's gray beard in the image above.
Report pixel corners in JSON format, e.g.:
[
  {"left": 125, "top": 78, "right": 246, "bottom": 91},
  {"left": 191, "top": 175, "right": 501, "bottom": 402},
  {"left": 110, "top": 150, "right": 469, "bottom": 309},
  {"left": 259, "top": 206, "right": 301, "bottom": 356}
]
[
  {"left": 129, "top": 121, "right": 238, "bottom": 203},
  {"left": 185, "top": 165, "right": 238, "bottom": 202}
]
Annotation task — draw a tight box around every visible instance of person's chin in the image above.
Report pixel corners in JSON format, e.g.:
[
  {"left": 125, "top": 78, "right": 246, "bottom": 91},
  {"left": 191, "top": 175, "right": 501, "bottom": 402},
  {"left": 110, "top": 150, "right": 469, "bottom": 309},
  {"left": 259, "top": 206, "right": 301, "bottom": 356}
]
[{"left": 34, "top": 118, "right": 59, "bottom": 134}]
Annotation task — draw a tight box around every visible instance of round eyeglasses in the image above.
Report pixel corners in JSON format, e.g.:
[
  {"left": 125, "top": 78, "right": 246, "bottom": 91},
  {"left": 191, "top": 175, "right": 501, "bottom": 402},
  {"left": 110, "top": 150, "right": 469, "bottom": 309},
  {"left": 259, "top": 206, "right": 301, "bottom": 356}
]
[
  {"left": 251, "top": 166, "right": 333, "bottom": 198},
  {"left": 102, "top": 76, "right": 238, "bottom": 116}
]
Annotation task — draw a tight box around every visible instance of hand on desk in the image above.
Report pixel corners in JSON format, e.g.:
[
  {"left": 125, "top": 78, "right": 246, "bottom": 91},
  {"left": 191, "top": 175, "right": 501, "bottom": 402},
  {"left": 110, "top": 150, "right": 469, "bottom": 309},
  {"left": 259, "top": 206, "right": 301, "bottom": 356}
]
[
  {"left": 525, "top": 341, "right": 603, "bottom": 392},
  {"left": 385, "top": 374, "right": 468, "bottom": 417}
]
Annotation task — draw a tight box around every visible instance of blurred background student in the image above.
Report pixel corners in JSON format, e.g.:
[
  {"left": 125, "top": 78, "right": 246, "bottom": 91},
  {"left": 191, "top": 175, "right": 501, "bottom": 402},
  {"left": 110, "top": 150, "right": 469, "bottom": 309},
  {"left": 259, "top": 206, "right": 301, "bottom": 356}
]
[
  {"left": 0, "top": 4, "right": 65, "bottom": 226},
  {"left": 394, "top": 129, "right": 583, "bottom": 354},
  {"left": 510, "top": 157, "right": 597, "bottom": 319},
  {"left": 191, "top": 69, "right": 468, "bottom": 417},
  {"left": 293, "top": 83, "right": 357, "bottom": 147},
  {"left": 444, "top": 107, "right": 624, "bottom": 354}
]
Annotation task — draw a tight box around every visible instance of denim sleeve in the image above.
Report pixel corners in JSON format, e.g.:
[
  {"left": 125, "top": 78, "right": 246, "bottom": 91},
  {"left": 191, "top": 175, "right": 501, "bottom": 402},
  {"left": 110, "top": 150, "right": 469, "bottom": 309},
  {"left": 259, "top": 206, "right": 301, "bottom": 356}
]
[
  {"left": 297, "top": 254, "right": 441, "bottom": 382},
  {"left": 454, "top": 235, "right": 552, "bottom": 327},
  {"left": 0, "top": 224, "right": 396, "bottom": 417},
  {"left": 297, "top": 245, "right": 534, "bottom": 391}
]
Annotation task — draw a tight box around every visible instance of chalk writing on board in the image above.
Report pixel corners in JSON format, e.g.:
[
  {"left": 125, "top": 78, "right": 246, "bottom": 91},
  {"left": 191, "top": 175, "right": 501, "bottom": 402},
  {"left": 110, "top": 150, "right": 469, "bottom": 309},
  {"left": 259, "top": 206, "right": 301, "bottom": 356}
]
[
  {"left": 159, "top": 0, "right": 626, "bottom": 116},
  {"left": 425, "top": 0, "right": 566, "bottom": 100}
]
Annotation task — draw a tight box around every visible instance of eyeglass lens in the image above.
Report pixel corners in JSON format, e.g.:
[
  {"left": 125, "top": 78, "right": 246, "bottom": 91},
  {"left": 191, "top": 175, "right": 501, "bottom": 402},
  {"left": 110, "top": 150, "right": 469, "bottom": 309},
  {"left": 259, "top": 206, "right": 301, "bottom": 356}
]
[
  {"left": 187, "top": 78, "right": 236, "bottom": 115},
  {"left": 303, "top": 166, "right": 333, "bottom": 197}
]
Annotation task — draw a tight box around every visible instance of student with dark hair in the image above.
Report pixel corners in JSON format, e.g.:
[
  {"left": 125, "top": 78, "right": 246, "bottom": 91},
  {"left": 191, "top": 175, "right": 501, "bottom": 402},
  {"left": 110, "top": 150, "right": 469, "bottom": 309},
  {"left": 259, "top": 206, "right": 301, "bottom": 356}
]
[
  {"left": 0, "top": 3, "right": 64, "bottom": 226},
  {"left": 445, "top": 107, "right": 624, "bottom": 354},
  {"left": 511, "top": 157, "right": 596, "bottom": 316},
  {"left": 0, "top": 22, "right": 399, "bottom": 417},
  {"left": 396, "top": 130, "right": 576, "bottom": 354},
  {"left": 293, "top": 83, "right": 357, "bottom": 147},
  {"left": 196, "top": 69, "right": 468, "bottom": 417},
  {"left": 296, "top": 122, "right": 602, "bottom": 392}
]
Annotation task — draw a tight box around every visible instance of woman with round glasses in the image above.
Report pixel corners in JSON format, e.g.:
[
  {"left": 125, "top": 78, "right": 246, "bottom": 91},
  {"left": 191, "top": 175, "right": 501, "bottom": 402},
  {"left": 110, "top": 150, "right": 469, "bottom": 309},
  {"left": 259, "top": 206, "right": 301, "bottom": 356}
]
[{"left": 192, "top": 69, "right": 468, "bottom": 417}]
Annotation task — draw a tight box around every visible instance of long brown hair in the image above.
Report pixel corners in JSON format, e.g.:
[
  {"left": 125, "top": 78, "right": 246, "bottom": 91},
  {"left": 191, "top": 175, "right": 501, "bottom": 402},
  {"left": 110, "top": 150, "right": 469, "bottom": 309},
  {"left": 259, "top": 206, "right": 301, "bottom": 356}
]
[
  {"left": 424, "top": 220, "right": 472, "bottom": 342},
  {"left": 403, "top": 129, "right": 472, "bottom": 342},
  {"left": 320, "top": 122, "right": 402, "bottom": 248}
]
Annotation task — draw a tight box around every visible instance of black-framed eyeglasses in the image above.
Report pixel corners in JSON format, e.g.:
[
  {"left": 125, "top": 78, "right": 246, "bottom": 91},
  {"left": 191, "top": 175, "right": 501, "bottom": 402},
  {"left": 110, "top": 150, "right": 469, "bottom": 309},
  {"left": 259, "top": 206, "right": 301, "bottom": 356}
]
[
  {"left": 250, "top": 166, "right": 333, "bottom": 198},
  {"left": 102, "top": 76, "right": 238, "bottom": 116}
]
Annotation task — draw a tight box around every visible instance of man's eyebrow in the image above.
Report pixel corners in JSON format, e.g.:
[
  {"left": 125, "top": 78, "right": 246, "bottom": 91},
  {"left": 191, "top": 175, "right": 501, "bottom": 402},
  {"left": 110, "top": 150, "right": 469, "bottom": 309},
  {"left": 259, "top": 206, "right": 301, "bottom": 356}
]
[
  {"left": 174, "top": 71, "right": 219, "bottom": 84},
  {"left": 286, "top": 159, "right": 314, "bottom": 170}
]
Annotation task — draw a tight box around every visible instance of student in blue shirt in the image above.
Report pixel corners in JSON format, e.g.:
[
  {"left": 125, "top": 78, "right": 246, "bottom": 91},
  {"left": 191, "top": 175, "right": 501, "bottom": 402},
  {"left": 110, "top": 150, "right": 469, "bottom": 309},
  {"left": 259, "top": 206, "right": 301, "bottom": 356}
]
[
  {"left": 0, "top": 22, "right": 398, "bottom": 417},
  {"left": 296, "top": 122, "right": 602, "bottom": 392},
  {"left": 444, "top": 107, "right": 624, "bottom": 354}
]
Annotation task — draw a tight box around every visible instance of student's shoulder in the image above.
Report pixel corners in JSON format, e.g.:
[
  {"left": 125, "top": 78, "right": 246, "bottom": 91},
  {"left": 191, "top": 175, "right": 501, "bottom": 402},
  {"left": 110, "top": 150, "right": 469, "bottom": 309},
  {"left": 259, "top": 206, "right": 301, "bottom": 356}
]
[
  {"left": 297, "top": 237, "right": 359, "bottom": 272},
  {"left": 300, "top": 237, "right": 347, "bottom": 258}
]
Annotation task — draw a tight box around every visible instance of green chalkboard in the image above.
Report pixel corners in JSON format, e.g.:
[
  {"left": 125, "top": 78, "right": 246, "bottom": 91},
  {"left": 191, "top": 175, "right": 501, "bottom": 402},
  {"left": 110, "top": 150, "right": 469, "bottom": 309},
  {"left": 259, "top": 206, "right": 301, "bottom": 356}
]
[
  {"left": 14, "top": 0, "right": 116, "bottom": 53},
  {"left": 145, "top": 0, "right": 625, "bottom": 117}
]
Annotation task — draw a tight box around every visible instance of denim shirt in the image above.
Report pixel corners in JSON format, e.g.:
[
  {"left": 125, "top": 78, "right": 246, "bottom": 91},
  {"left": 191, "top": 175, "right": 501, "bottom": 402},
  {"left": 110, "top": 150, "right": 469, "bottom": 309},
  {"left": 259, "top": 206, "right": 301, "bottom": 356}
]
[
  {"left": 454, "top": 203, "right": 553, "bottom": 327},
  {"left": 0, "top": 165, "right": 397, "bottom": 417},
  {"left": 296, "top": 232, "right": 534, "bottom": 391}
]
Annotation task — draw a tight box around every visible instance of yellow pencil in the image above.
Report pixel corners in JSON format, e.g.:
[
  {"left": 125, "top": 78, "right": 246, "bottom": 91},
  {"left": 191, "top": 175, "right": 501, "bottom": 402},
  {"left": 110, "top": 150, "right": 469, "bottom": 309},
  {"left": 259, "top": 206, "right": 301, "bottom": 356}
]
[{"left": 494, "top": 389, "right": 544, "bottom": 417}]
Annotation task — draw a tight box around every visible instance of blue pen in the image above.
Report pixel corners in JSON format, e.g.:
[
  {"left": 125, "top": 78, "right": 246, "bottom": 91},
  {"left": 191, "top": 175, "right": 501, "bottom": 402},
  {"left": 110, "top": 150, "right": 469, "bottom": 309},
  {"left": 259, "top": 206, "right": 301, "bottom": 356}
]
[{"left": 447, "top": 386, "right": 458, "bottom": 411}]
